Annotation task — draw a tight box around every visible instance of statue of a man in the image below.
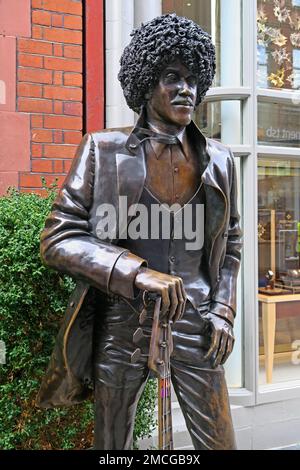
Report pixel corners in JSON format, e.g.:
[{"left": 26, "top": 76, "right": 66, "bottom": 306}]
[{"left": 36, "top": 14, "right": 242, "bottom": 450}]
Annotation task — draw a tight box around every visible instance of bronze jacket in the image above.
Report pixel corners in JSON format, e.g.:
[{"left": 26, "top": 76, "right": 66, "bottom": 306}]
[{"left": 36, "top": 116, "right": 242, "bottom": 408}]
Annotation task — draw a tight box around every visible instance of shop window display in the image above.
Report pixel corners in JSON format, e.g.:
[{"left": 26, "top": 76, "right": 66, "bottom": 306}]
[
  {"left": 257, "top": 0, "right": 300, "bottom": 90},
  {"left": 258, "top": 157, "right": 300, "bottom": 384}
]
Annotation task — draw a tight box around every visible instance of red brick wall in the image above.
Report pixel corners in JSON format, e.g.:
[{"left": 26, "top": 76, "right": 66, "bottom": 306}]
[{"left": 17, "top": 0, "right": 83, "bottom": 194}]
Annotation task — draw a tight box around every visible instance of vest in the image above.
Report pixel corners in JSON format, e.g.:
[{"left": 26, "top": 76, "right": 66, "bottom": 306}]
[{"left": 119, "top": 182, "right": 211, "bottom": 309}]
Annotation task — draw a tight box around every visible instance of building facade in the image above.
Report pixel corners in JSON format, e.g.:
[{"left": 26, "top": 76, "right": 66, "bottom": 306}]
[
  {"left": 1, "top": 0, "right": 300, "bottom": 450},
  {"left": 0, "top": 0, "right": 104, "bottom": 194}
]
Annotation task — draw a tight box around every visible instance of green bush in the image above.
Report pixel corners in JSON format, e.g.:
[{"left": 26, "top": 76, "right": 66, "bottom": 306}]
[{"left": 0, "top": 186, "right": 156, "bottom": 450}]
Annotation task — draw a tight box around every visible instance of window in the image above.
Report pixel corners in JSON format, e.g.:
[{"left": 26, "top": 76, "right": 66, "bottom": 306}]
[
  {"left": 258, "top": 156, "right": 300, "bottom": 384},
  {"left": 257, "top": 1, "right": 300, "bottom": 390},
  {"left": 257, "top": 0, "right": 300, "bottom": 90},
  {"left": 257, "top": 45, "right": 268, "bottom": 87},
  {"left": 258, "top": 101, "right": 300, "bottom": 147},
  {"left": 196, "top": 101, "right": 242, "bottom": 144}
]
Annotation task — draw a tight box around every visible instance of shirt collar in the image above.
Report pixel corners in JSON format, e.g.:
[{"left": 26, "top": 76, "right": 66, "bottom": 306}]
[{"left": 147, "top": 122, "right": 190, "bottom": 161}]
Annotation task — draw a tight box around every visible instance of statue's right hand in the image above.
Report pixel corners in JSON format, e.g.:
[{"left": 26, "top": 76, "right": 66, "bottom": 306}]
[{"left": 134, "top": 267, "right": 187, "bottom": 322}]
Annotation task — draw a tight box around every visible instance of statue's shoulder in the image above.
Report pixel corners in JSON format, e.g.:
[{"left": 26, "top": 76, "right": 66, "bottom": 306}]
[
  {"left": 90, "top": 126, "right": 133, "bottom": 152},
  {"left": 206, "top": 137, "right": 233, "bottom": 162}
]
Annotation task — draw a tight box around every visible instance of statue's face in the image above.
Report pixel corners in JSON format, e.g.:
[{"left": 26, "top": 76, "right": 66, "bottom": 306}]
[{"left": 146, "top": 58, "right": 197, "bottom": 128}]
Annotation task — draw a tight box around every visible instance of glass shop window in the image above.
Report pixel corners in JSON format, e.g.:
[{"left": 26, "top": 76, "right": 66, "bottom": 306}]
[
  {"left": 258, "top": 156, "right": 300, "bottom": 385},
  {"left": 196, "top": 100, "right": 242, "bottom": 144},
  {"left": 258, "top": 100, "right": 300, "bottom": 148},
  {"left": 257, "top": 0, "right": 300, "bottom": 91}
]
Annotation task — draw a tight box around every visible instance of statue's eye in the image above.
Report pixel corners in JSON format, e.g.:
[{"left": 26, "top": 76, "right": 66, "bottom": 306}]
[{"left": 165, "top": 73, "right": 178, "bottom": 82}]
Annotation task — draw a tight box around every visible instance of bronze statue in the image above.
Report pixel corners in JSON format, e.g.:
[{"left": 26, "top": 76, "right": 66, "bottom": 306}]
[{"left": 36, "top": 14, "right": 242, "bottom": 450}]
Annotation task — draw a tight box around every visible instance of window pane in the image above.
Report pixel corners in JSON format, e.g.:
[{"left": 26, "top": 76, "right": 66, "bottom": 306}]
[
  {"left": 258, "top": 156, "right": 300, "bottom": 385},
  {"left": 257, "top": 0, "right": 300, "bottom": 90},
  {"left": 258, "top": 100, "right": 300, "bottom": 147},
  {"left": 196, "top": 101, "right": 242, "bottom": 144},
  {"left": 162, "top": 0, "right": 242, "bottom": 87}
]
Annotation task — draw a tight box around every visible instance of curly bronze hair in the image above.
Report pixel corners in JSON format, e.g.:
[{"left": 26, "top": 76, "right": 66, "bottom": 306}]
[{"left": 118, "top": 13, "right": 216, "bottom": 112}]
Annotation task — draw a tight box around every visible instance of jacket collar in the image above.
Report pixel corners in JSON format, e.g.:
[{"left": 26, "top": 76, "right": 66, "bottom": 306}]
[{"left": 125, "top": 108, "right": 216, "bottom": 187}]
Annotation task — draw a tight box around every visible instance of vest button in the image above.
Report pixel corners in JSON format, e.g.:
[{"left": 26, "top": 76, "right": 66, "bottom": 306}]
[
  {"left": 174, "top": 167, "right": 179, "bottom": 173},
  {"left": 169, "top": 256, "right": 175, "bottom": 263}
]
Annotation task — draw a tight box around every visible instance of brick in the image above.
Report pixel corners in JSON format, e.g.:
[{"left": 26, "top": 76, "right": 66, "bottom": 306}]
[
  {"left": 31, "top": 115, "right": 43, "bottom": 127},
  {"left": 19, "top": 68, "right": 52, "bottom": 84},
  {"left": 53, "top": 160, "right": 64, "bottom": 173},
  {"left": 64, "top": 15, "right": 82, "bottom": 30},
  {"left": 64, "top": 101, "right": 82, "bottom": 116},
  {"left": 32, "top": 144, "right": 43, "bottom": 157},
  {"left": 64, "top": 44, "right": 82, "bottom": 59},
  {"left": 54, "top": 101, "right": 63, "bottom": 114},
  {"left": 18, "top": 98, "right": 53, "bottom": 113},
  {"left": 43, "top": 27, "right": 82, "bottom": 44},
  {"left": 64, "top": 130, "right": 82, "bottom": 144},
  {"left": 20, "top": 173, "right": 65, "bottom": 188},
  {"left": 43, "top": 85, "right": 82, "bottom": 101},
  {"left": 18, "top": 83, "right": 42, "bottom": 98},
  {"left": 32, "top": 10, "right": 51, "bottom": 26},
  {"left": 18, "top": 39, "right": 52, "bottom": 55},
  {"left": 42, "top": 0, "right": 82, "bottom": 15},
  {"left": 44, "top": 56, "right": 82, "bottom": 72},
  {"left": 32, "top": 160, "right": 53, "bottom": 173},
  {"left": 32, "top": 129, "right": 53, "bottom": 143},
  {"left": 44, "top": 115, "right": 82, "bottom": 130},
  {"left": 20, "top": 173, "right": 44, "bottom": 187},
  {"left": 53, "top": 71, "right": 63, "bottom": 85},
  {"left": 44, "top": 144, "right": 77, "bottom": 159},
  {"left": 31, "top": 0, "right": 43, "bottom": 7},
  {"left": 64, "top": 72, "right": 82, "bottom": 87},
  {"left": 53, "top": 130, "right": 63, "bottom": 143},
  {"left": 18, "top": 53, "right": 43, "bottom": 68},
  {"left": 32, "top": 25, "right": 43, "bottom": 39},
  {"left": 53, "top": 44, "right": 63, "bottom": 56},
  {"left": 63, "top": 159, "right": 73, "bottom": 173},
  {"left": 51, "top": 14, "right": 63, "bottom": 27}
]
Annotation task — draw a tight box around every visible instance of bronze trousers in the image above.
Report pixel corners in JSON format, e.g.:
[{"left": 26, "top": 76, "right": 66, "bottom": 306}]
[{"left": 93, "top": 293, "right": 236, "bottom": 450}]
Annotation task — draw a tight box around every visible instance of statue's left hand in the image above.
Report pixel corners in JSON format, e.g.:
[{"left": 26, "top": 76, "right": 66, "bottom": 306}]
[{"left": 203, "top": 313, "right": 235, "bottom": 368}]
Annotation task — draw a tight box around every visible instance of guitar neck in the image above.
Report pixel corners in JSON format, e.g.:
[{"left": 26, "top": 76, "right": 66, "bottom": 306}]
[
  {"left": 158, "top": 374, "right": 173, "bottom": 450},
  {"left": 147, "top": 296, "right": 174, "bottom": 451}
]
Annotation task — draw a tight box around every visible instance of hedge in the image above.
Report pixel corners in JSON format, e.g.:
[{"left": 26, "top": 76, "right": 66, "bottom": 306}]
[{"left": 0, "top": 185, "right": 156, "bottom": 450}]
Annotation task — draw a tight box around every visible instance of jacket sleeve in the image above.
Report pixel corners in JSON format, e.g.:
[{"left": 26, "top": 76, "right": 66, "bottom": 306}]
[
  {"left": 209, "top": 152, "right": 243, "bottom": 326},
  {"left": 40, "top": 133, "right": 147, "bottom": 299}
]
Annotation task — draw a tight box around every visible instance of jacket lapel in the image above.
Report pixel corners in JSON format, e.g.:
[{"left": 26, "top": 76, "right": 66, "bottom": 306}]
[
  {"left": 187, "top": 121, "right": 228, "bottom": 259},
  {"left": 116, "top": 131, "right": 146, "bottom": 239}
]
